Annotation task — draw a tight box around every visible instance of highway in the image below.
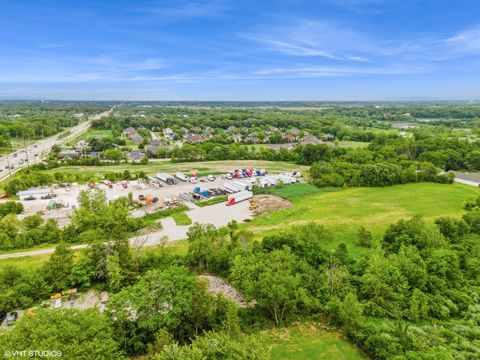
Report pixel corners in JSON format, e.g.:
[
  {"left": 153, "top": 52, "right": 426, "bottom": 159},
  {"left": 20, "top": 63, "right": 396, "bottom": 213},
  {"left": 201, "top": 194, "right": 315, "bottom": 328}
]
[{"left": 0, "top": 107, "right": 114, "bottom": 182}]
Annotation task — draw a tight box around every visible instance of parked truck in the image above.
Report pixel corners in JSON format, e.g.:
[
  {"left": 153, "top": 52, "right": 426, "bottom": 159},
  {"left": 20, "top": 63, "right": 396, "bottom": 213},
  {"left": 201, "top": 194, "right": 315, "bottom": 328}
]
[
  {"left": 175, "top": 172, "right": 189, "bottom": 182},
  {"left": 156, "top": 172, "right": 175, "bottom": 185},
  {"left": 226, "top": 190, "right": 253, "bottom": 206}
]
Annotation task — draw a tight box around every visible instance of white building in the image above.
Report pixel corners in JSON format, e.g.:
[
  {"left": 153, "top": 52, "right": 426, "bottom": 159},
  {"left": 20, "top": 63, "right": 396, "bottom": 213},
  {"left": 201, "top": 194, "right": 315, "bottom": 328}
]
[{"left": 17, "top": 188, "right": 52, "bottom": 200}]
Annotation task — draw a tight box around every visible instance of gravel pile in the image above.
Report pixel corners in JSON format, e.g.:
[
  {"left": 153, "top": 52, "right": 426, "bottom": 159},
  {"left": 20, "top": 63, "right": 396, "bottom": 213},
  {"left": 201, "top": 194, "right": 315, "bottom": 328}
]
[{"left": 199, "top": 275, "right": 250, "bottom": 308}]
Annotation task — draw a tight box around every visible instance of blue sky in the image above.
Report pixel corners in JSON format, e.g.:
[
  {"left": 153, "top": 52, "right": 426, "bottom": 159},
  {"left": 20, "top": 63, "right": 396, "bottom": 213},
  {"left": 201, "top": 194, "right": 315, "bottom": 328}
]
[{"left": 1, "top": 0, "right": 480, "bottom": 100}]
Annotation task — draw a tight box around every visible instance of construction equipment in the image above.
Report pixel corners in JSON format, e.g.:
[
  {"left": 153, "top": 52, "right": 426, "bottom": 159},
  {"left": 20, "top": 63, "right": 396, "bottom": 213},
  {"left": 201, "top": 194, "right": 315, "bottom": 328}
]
[{"left": 249, "top": 202, "right": 258, "bottom": 210}]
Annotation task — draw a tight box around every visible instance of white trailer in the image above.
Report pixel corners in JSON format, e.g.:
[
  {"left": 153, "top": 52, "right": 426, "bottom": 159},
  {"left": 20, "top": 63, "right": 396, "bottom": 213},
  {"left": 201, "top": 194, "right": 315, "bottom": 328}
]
[
  {"left": 233, "top": 180, "right": 252, "bottom": 191},
  {"left": 224, "top": 182, "right": 242, "bottom": 193},
  {"left": 227, "top": 190, "right": 253, "bottom": 205},
  {"left": 279, "top": 174, "right": 296, "bottom": 184},
  {"left": 156, "top": 172, "right": 175, "bottom": 185},
  {"left": 175, "top": 172, "right": 189, "bottom": 182}
]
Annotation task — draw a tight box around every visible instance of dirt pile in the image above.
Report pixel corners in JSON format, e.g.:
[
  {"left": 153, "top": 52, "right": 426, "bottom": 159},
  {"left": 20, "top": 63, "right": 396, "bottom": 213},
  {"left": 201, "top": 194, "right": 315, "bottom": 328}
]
[
  {"left": 251, "top": 194, "right": 292, "bottom": 215},
  {"left": 199, "top": 275, "right": 252, "bottom": 308}
]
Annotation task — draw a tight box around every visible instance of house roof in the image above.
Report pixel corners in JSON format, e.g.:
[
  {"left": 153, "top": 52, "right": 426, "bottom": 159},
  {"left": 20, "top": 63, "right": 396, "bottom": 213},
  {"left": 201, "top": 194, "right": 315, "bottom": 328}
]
[{"left": 18, "top": 188, "right": 52, "bottom": 196}]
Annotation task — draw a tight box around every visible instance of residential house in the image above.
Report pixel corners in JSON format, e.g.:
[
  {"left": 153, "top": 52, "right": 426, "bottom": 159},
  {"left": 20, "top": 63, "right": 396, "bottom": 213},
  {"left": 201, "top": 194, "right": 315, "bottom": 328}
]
[
  {"left": 301, "top": 135, "right": 321, "bottom": 145},
  {"left": 150, "top": 139, "right": 164, "bottom": 146},
  {"left": 185, "top": 134, "right": 205, "bottom": 144},
  {"left": 130, "top": 133, "right": 144, "bottom": 145},
  {"left": 245, "top": 133, "right": 260, "bottom": 144},
  {"left": 163, "top": 128, "right": 174, "bottom": 138},
  {"left": 285, "top": 133, "right": 298, "bottom": 143},
  {"left": 75, "top": 140, "right": 89, "bottom": 152},
  {"left": 126, "top": 150, "right": 145, "bottom": 163},
  {"left": 226, "top": 125, "right": 236, "bottom": 132},
  {"left": 123, "top": 127, "right": 136, "bottom": 138},
  {"left": 203, "top": 128, "right": 214, "bottom": 139},
  {"left": 147, "top": 146, "right": 160, "bottom": 156},
  {"left": 232, "top": 134, "right": 243, "bottom": 143}
]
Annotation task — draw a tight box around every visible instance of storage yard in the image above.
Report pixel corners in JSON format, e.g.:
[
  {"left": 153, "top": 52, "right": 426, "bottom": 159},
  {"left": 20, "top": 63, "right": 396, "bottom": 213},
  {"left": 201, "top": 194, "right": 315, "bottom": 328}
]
[{"left": 8, "top": 168, "right": 301, "bottom": 227}]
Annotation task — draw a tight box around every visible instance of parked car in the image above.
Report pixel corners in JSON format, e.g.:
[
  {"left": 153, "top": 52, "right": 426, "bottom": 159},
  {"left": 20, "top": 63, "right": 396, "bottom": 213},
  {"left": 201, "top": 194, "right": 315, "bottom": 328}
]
[
  {"left": 41, "top": 194, "right": 56, "bottom": 200},
  {"left": 6, "top": 312, "right": 18, "bottom": 326},
  {"left": 24, "top": 196, "right": 36, "bottom": 201},
  {"left": 0, "top": 193, "right": 9, "bottom": 199}
]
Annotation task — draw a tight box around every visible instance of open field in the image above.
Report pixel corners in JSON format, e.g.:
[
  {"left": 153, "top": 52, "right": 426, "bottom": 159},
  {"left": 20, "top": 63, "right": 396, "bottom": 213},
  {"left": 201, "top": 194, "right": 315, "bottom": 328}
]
[
  {"left": 335, "top": 140, "right": 370, "bottom": 148},
  {"left": 66, "top": 129, "right": 113, "bottom": 145},
  {"left": 41, "top": 160, "right": 307, "bottom": 177},
  {"left": 247, "top": 182, "right": 480, "bottom": 256},
  {"left": 259, "top": 323, "right": 366, "bottom": 360}
]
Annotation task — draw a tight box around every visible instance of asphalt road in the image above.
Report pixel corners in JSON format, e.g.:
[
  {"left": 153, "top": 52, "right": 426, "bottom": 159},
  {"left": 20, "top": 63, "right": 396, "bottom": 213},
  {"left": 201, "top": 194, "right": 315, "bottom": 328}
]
[{"left": 0, "top": 107, "right": 114, "bottom": 182}]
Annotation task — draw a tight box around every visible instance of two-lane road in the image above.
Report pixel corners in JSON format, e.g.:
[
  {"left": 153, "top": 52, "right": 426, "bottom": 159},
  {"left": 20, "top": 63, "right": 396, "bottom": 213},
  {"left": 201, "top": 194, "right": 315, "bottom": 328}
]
[{"left": 0, "top": 107, "right": 114, "bottom": 182}]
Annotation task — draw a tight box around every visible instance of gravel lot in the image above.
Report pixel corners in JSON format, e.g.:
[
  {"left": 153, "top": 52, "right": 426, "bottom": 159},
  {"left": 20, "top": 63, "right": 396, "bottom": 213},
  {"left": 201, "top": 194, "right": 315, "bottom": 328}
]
[{"left": 17, "top": 177, "right": 231, "bottom": 225}]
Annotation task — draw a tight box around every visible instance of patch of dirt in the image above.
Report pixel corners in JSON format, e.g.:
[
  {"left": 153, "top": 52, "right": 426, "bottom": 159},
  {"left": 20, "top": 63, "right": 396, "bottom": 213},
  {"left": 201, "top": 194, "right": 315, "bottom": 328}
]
[
  {"left": 139, "top": 224, "right": 162, "bottom": 235},
  {"left": 251, "top": 195, "right": 292, "bottom": 215},
  {"left": 199, "top": 275, "right": 253, "bottom": 308}
]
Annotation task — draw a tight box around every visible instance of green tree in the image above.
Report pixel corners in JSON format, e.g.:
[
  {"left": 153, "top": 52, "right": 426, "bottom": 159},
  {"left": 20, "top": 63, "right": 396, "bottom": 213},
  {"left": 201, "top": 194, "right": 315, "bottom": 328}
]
[
  {"left": 0, "top": 309, "right": 125, "bottom": 359},
  {"left": 107, "top": 251, "right": 124, "bottom": 292},
  {"left": 357, "top": 226, "right": 374, "bottom": 248},
  {"left": 156, "top": 331, "right": 267, "bottom": 360},
  {"left": 43, "top": 242, "right": 74, "bottom": 291},
  {"left": 231, "top": 248, "right": 311, "bottom": 326}
]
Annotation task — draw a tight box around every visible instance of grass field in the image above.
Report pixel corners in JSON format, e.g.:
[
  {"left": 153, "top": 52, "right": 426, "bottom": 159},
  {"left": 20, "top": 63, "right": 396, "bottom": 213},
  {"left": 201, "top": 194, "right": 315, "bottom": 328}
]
[
  {"left": 172, "top": 211, "right": 192, "bottom": 226},
  {"left": 259, "top": 323, "right": 366, "bottom": 360},
  {"left": 248, "top": 182, "right": 480, "bottom": 255},
  {"left": 67, "top": 129, "right": 114, "bottom": 145},
  {"left": 40, "top": 160, "right": 307, "bottom": 177},
  {"left": 335, "top": 141, "right": 370, "bottom": 148}
]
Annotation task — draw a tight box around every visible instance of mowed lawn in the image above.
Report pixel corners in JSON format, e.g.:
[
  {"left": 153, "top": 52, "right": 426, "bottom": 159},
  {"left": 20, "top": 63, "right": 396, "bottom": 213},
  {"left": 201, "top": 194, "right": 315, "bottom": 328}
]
[
  {"left": 41, "top": 160, "right": 307, "bottom": 177},
  {"left": 67, "top": 129, "right": 114, "bottom": 144},
  {"left": 248, "top": 182, "right": 480, "bottom": 255},
  {"left": 259, "top": 324, "right": 366, "bottom": 360}
]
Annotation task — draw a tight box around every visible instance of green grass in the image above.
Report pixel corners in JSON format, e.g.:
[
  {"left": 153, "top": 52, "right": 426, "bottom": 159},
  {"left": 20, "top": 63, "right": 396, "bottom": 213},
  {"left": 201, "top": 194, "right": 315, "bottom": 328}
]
[
  {"left": 0, "top": 242, "right": 61, "bottom": 255},
  {"left": 0, "top": 248, "right": 85, "bottom": 272},
  {"left": 259, "top": 183, "right": 330, "bottom": 202},
  {"left": 246, "top": 182, "right": 480, "bottom": 256},
  {"left": 196, "top": 195, "right": 228, "bottom": 207},
  {"left": 67, "top": 129, "right": 113, "bottom": 145},
  {"left": 335, "top": 141, "right": 370, "bottom": 148},
  {"left": 259, "top": 323, "right": 366, "bottom": 360},
  {"left": 141, "top": 205, "right": 190, "bottom": 226},
  {"left": 172, "top": 211, "right": 192, "bottom": 226}
]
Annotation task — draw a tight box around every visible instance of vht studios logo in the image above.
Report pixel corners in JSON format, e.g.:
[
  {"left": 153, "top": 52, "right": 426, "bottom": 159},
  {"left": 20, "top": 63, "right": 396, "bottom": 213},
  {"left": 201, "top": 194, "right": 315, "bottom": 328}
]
[{"left": 4, "top": 350, "right": 63, "bottom": 358}]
